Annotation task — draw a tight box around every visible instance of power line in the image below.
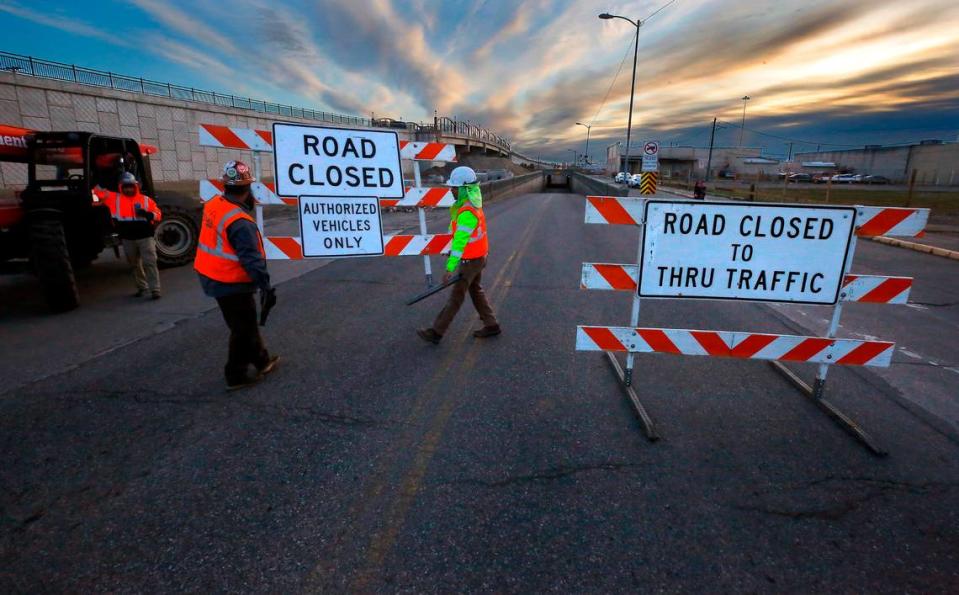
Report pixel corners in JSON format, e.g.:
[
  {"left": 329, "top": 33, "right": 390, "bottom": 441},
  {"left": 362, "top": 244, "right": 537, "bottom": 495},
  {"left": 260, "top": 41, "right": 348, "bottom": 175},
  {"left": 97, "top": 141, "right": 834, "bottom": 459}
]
[
  {"left": 588, "top": 36, "right": 634, "bottom": 127},
  {"left": 643, "top": 0, "right": 679, "bottom": 22},
  {"left": 717, "top": 120, "right": 860, "bottom": 147}
]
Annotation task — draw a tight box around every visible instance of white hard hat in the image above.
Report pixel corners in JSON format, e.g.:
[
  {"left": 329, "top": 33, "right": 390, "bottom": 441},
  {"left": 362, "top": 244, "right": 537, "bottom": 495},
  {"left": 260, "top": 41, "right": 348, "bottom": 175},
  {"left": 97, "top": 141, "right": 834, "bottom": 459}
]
[{"left": 445, "top": 166, "right": 478, "bottom": 187}]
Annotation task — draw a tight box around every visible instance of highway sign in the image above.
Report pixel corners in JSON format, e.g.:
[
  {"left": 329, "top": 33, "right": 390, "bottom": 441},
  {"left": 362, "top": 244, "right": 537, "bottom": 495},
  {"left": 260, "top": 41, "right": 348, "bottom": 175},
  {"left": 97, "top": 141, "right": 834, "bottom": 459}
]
[
  {"left": 639, "top": 200, "right": 856, "bottom": 304},
  {"left": 298, "top": 195, "right": 384, "bottom": 258},
  {"left": 641, "top": 140, "right": 659, "bottom": 172},
  {"left": 273, "top": 123, "right": 404, "bottom": 198}
]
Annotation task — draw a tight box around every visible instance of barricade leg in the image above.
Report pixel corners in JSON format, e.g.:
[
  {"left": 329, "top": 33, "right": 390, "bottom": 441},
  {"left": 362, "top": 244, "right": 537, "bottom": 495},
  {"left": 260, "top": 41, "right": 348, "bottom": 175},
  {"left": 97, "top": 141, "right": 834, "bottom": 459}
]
[
  {"left": 413, "top": 161, "right": 433, "bottom": 288},
  {"left": 770, "top": 234, "right": 886, "bottom": 456},
  {"left": 252, "top": 152, "right": 265, "bottom": 234},
  {"left": 606, "top": 352, "right": 658, "bottom": 441},
  {"left": 623, "top": 223, "right": 646, "bottom": 387}
]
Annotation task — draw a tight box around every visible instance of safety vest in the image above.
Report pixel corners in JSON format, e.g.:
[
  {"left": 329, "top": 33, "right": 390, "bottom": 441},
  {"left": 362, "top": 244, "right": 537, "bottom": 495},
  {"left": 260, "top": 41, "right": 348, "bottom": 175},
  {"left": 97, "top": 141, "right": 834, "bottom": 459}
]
[
  {"left": 453, "top": 204, "right": 488, "bottom": 259},
  {"left": 94, "top": 187, "right": 162, "bottom": 222},
  {"left": 194, "top": 195, "right": 265, "bottom": 283}
]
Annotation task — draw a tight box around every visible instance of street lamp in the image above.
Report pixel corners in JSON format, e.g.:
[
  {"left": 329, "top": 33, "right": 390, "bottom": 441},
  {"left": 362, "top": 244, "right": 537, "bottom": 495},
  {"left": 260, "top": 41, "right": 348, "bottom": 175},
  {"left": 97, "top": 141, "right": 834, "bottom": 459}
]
[
  {"left": 738, "top": 95, "right": 751, "bottom": 148},
  {"left": 566, "top": 148, "right": 576, "bottom": 168},
  {"left": 576, "top": 122, "right": 592, "bottom": 165},
  {"left": 599, "top": 12, "right": 640, "bottom": 176}
]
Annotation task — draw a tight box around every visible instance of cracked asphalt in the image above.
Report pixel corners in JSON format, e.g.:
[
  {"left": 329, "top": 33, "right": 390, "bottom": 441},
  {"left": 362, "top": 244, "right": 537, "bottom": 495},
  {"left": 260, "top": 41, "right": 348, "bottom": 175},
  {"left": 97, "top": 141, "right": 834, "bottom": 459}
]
[{"left": 2, "top": 190, "right": 959, "bottom": 592}]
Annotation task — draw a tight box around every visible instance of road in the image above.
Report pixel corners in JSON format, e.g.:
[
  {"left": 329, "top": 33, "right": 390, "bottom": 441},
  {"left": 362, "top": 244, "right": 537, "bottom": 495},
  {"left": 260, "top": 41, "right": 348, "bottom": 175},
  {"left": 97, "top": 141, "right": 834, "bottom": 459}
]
[{"left": 2, "top": 190, "right": 958, "bottom": 592}]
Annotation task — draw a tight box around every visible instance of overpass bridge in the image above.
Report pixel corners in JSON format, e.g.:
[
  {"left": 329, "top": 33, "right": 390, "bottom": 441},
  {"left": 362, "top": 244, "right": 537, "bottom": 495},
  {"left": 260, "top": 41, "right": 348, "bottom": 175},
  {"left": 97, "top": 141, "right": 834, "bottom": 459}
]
[{"left": 0, "top": 51, "right": 554, "bottom": 189}]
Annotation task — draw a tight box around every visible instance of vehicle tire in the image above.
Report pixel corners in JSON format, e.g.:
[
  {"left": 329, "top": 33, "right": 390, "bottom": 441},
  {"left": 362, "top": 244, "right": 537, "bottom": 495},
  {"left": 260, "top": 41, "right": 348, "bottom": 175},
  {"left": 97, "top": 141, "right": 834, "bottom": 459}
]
[
  {"left": 155, "top": 205, "right": 198, "bottom": 267},
  {"left": 30, "top": 217, "right": 79, "bottom": 312}
]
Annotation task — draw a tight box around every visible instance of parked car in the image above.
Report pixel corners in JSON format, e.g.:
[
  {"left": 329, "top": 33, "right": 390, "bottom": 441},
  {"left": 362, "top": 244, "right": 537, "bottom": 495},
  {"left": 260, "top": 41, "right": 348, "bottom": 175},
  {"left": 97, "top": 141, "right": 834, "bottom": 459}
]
[
  {"left": 788, "top": 173, "right": 813, "bottom": 183},
  {"left": 614, "top": 171, "right": 628, "bottom": 183},
  {"left": 628, "top": 174, "right": 643, "bottom": 187},
  {"left": 863, "top": 175, "right": 891, "bottom": 184},
  {"left": 831, "top": 173, "right": 862, "bottom": 184},
  {"left": 813, "top": 173, "right": 834, "bottom": 183}
]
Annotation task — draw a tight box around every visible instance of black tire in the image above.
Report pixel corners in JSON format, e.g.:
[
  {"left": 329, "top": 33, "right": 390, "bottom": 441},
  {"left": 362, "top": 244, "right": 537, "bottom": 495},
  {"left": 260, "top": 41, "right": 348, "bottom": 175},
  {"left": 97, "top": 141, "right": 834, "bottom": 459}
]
[
  {"left": 155, "top": 205, "right": 199, "bottom": 267},
  {"left": 30, "top": 217, "right": 79, "bottom": 312}
]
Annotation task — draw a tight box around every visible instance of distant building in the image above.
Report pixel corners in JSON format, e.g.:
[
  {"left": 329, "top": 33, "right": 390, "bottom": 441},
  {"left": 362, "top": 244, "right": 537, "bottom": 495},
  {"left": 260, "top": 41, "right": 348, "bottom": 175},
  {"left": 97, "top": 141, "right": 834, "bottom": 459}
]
[
  {"left": 607, "top": 139, "right": 959, "bottom": 185},
  {"left": 794, "top": 141, "right": 959, "bottom": 185},
  {"left": 606, "top": 143, "right": 778, "bottom": 179}
]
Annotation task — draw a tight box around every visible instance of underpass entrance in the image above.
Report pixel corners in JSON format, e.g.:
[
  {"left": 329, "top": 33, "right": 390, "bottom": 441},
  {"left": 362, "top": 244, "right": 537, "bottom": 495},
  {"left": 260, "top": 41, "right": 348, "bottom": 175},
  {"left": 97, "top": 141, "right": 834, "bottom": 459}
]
[{"left": 544, "top": 170, "right": 571, "bottom": 190}]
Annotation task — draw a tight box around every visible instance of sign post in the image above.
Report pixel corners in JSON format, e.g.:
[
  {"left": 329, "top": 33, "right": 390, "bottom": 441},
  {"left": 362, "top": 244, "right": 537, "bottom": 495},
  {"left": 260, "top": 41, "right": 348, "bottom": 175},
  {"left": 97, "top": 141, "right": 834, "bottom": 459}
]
[{"left": 641, "top": 140, "right": 659, "bottom": 172}]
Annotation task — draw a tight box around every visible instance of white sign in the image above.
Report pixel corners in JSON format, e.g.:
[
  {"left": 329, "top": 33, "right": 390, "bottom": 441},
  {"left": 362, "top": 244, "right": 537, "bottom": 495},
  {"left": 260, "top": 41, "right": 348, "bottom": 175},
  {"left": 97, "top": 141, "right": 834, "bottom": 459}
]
[
  {"left": 639, "top": 200, "right": 856, "bottom": 304},
  {"left": 642, "top": 140, "right": 659, "bottom": 172},
  {"left": 298, "top": 195, "right": 384, "bottom": 258},
  {"left": 273, "top": 123, "right": 404, "bottom": 198}
]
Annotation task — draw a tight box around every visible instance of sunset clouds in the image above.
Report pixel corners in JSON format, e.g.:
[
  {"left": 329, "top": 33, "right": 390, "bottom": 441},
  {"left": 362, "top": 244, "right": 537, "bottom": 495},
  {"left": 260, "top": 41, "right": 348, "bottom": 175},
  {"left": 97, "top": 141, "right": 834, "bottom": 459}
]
[{"left": 2, "top": 0, "right": 957, "bottom": 158}]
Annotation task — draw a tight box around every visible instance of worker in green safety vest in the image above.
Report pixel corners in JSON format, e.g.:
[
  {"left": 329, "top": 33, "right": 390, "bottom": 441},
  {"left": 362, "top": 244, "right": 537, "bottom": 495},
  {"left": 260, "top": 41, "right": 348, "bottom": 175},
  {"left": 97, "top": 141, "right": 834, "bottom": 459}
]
[{"left": 417, "top": 166, "right": 500, "bottom": 344}]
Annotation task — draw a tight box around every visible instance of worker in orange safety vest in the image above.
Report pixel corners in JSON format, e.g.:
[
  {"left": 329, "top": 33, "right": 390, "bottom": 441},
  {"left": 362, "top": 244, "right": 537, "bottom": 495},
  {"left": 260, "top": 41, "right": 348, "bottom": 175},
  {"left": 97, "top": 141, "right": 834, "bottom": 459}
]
[
  {"left": 194, "top": 160, "right": 278, "bottom": 391},
  {"left": 94, "top": 172, "right": 163, "bottom": 299}
]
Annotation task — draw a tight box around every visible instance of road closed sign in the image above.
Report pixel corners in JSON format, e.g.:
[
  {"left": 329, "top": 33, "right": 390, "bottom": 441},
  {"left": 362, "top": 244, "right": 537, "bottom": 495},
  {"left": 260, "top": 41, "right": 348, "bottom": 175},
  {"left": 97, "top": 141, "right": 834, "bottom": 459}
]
[
  {"left": 273, "top": 123, "right": 404, "bottom": 198},
  {"left": 298, "top": 196, "right": 384, "bottom": 258},
  {"left": 639, "top": 200, "right": 856, "bottom": 304}
]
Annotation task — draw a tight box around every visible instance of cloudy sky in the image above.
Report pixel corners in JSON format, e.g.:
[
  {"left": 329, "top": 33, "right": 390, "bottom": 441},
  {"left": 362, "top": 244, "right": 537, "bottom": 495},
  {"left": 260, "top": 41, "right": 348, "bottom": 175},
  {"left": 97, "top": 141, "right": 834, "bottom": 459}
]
[{"left": 2, "top": 0, "right": 958, "bottom": 160}]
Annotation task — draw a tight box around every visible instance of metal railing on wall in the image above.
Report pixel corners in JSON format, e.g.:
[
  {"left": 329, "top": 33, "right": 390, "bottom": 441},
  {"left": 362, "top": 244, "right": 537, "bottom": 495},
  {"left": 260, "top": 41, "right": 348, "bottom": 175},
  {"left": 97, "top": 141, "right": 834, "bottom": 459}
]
[{"left": 0, "top": 51, "right": 554, "bottom": 164}]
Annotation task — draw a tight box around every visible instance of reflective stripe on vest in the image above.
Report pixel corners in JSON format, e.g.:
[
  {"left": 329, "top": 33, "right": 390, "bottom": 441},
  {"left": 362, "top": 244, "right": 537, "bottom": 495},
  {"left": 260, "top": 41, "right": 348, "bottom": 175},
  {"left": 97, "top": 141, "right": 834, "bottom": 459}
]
[
  {"left": 455, "top": 204, "right": 488, "bottom": 259},
  {"left": 194, "top": 196, "right": 264, "bottom": 283}
]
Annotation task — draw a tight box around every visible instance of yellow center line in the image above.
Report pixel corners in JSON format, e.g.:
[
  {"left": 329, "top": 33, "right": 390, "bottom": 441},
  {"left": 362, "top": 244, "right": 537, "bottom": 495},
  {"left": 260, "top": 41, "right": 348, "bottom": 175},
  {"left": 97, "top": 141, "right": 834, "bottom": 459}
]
[
  {"left": 349, "top": 197, "right": 553, "bottom": 591},
  {"left": 302, "top": 197, "right": 552, "bottom": 592}
]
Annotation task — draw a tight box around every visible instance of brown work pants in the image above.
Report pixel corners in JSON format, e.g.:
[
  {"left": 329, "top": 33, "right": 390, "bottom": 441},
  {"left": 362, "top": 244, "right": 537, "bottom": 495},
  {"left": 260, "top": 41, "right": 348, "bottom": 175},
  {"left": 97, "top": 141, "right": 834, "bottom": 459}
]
[
  {"left": 433, "top": 257, "right": 498, "bottom": 335},
  {"left": 122, "top": 237, "right": 160, "bottom": 293},
  {"left": 215, "top": 292, "right": 270, "bottom": 383}
]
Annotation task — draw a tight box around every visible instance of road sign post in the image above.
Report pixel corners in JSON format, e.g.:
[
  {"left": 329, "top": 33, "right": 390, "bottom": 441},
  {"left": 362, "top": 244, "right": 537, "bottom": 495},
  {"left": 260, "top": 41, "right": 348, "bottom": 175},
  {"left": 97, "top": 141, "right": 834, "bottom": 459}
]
[{"left": 579, "top": 195, "right": 929, "bottom": 452}]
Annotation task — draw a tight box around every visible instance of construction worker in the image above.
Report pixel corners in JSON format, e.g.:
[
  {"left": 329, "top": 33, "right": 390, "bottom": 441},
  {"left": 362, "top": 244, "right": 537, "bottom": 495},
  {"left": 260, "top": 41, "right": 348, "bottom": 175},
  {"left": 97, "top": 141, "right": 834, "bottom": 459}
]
[
  {"left": 417, "top": 166, "right": 500, "bottom": 344},
  {"left": 194, "top": 161, "right": 278, "bottom": 390},
  {"left": 94, "top": 172, "right": 163, "bottom": 299}
]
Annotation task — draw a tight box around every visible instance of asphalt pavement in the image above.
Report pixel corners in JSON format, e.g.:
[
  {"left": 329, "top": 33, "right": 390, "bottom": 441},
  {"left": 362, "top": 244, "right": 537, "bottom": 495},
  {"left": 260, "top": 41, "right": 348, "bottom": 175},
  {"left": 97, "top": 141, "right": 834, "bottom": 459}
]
[{"left": 2, "top": 190, "right": 958, "bottom": 592}]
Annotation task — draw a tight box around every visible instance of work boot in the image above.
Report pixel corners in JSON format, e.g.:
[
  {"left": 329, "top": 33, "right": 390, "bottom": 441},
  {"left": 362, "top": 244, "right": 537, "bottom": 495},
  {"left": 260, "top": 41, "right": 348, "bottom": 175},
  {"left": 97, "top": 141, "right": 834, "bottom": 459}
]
[
  {"left": 151, "top": 291, "right": 162, "bottom": 300},
  {"left": 258, "top": 355, "right": 280, "bottom": 376},
  {"left": 132, "top": 288, "right": 146, "bottom": 297},
  {"left": 226, "top": 371, "right": 263, "bottom": 392},
  {"left": 473, "top": 325, "right": 502, "bottom": 338},
  {"left": 417, "top": 328, "right": 442, "bottom": 344}
]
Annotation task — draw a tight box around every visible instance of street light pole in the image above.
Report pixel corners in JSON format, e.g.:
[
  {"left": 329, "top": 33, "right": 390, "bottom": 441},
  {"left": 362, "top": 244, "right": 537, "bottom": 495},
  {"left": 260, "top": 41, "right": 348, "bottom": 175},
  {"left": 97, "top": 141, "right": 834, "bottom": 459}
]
[
  {"left": 738, "top": 95, "right": 750, "bottom": 148},
  {"left": 705, "top": 117, "right": 717, "bottom": 181},
  {"left": 576, "top": 122, "right": 592, "bottom": 165},
  {"left": 599, "top": 13, "right": 641, "bottom": 176}
]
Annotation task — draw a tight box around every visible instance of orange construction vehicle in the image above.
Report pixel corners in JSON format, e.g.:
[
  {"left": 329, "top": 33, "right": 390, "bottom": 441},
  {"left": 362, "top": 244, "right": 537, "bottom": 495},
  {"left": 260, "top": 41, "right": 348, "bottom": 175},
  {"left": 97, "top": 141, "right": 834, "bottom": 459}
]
[{"left": 0, "top": 125, "right": 200, "bottom": 311}]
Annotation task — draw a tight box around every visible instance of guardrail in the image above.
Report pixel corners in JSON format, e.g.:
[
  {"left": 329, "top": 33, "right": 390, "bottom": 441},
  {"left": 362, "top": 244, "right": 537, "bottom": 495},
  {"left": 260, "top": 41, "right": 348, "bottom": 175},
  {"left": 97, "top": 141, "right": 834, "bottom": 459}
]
[
  {"left": 0, "top": 51, "right": 370, "bottom": 127},
  {"left": 0, "top": 51, "right": 553, "bottom": 167}
]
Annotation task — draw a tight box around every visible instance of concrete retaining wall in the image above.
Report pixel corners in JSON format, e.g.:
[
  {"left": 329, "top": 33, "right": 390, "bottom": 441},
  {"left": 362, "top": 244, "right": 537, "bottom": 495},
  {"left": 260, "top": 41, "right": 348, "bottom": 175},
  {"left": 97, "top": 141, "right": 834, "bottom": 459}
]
[
  {"left": 481, "top": 171, "right": 544, "bottom": 204},
  {"left": 0, "top": 71, "right": 409, "bottom": 191},
  {"left": 570, "top": 172, "right": 621, "bottom": 197}
]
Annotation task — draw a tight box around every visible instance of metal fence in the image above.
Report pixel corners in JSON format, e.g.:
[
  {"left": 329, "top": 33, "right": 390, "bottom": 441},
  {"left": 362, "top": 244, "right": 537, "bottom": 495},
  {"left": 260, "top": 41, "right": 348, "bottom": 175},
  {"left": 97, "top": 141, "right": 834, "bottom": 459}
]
[{"left": 0, "top": 51, "right": 534, "bottom": 160}]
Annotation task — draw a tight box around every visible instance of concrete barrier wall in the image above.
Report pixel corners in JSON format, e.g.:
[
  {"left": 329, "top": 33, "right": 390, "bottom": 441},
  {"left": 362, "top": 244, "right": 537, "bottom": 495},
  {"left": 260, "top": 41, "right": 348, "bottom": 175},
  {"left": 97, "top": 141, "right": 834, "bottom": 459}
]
[
  {"left": 0, "top": 71, "right": 409, "bottom": 191},
  {"left": 481, "top": 171, "right": 544, "bottom": 204},
  {"left": 570, "top": 172, "right": 621, "bottom": 197}
]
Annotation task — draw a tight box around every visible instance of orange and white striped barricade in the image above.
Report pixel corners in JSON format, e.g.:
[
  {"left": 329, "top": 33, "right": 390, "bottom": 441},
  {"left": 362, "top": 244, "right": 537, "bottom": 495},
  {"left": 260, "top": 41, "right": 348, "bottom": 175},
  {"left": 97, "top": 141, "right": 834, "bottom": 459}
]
[
  {"left": 198, "top": 123, "right": 458, "bottom": 282},
  {"left": 578, "top": 197, "right": 930, "bottom": 452}
]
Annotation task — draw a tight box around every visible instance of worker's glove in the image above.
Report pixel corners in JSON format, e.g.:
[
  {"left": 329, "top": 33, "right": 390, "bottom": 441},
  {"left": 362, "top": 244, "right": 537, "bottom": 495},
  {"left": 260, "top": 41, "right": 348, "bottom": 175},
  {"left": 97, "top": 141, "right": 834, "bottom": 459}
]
[
  {"left": 135, "top": 207, "right": 148, "bottom": 218},
  {"left": 259, "top": 287, "right": 277, "bottom": 326},
  {"left": 442, "top": 271, "right": 453, "bottom": 284}
]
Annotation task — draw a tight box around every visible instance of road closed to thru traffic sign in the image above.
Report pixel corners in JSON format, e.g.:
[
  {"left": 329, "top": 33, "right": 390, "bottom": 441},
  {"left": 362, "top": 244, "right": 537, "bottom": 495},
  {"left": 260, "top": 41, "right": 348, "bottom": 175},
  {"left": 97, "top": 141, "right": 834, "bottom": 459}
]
[
  {"left": 640, "top": 200, "right": 856, "bottom": 304},
  {"left": 273, "top": 123, "right": 404, "bottom": 199},
  {"left": 299, "top": 196, "right": 384, "bottom": 258}
]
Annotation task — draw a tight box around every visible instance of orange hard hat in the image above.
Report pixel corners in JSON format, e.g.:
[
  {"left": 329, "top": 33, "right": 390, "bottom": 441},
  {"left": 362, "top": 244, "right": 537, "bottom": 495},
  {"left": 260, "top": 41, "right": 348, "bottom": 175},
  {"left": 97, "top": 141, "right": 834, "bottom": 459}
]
[{"left": 222, "top": 160, "right": 255, "bottom": 186}]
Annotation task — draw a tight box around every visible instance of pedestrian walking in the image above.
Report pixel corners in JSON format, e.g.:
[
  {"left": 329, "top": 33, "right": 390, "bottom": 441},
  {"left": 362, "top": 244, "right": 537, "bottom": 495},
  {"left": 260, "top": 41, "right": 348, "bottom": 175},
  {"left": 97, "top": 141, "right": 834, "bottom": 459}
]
[
  {"left": 194, "top": 161, "right": 278, "bottom": 390},
  {"left": 417, "top": 166, "right": 500, "bottom": 344},
  {"left": 94, "top": 172, "right": 163, "bottom": 299}
]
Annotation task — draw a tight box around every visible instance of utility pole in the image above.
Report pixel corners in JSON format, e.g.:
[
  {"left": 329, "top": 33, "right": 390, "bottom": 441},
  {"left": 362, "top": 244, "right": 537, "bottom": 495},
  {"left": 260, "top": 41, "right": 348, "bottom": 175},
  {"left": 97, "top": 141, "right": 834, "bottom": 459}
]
[
  {"left": 576, "top": 122, "right": 592, "bottom": 165},
  {"left": 786, "top": 142, "right": 794, "bottom": 161},
  {"left": 738, "top": 95, "right": 750, "bottom": 148},
  {"left": 705, "top": 117, "right": 717, "bottom": 181}
]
